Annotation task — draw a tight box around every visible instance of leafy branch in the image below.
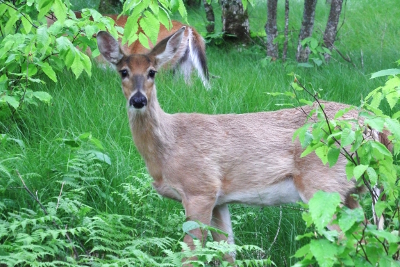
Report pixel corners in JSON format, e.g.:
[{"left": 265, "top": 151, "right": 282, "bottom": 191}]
[{"left": 290, "top": 66, "right": 400, "bottom": 266}]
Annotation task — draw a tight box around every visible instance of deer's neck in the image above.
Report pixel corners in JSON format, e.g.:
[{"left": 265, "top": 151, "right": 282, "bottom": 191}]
[{"left": 128, "top": 91, "right": 173, "bottom": 179}]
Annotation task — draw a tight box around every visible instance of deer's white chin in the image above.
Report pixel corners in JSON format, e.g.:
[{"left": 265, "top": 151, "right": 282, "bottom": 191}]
[{"left": 128, "top": 105, "right": 147, "bottom": 114}]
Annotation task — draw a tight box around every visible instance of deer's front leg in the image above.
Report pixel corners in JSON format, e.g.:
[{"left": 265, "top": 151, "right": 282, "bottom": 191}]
[{"left": 182, "top": 195, "right": 216, "bottom": 249}]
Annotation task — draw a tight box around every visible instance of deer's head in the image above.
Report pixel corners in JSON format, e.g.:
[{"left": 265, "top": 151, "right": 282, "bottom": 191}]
[{"left": 96, "top": 27, "right": 186, "bottom": 112}]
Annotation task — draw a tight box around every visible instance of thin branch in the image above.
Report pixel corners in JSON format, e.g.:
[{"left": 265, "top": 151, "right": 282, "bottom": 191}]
[
  {"left": 332, "top": 46, "right": 356, "bottom": 67},
  {"left": 353, "top": 222, "right": 371, "bottom": 263},
  {"left": 0, "top": 0, "right": 39, "bottom": 29},
  {"left": 16, "top": 170, "right": 80, "bottom": 259},
  {"left": 56, "top": 182, "right": 65, "bottom": 211},
  {"left": 267, "top": 206, "right": 282, "bottom": 254}
]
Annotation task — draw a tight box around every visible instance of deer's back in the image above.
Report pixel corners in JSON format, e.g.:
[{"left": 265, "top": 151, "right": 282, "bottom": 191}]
[{"left": 159, "top": 102, "right": 357, "bottom": 206}]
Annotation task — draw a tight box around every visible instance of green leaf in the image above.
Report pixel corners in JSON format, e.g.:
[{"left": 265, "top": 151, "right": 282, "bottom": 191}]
[
  {"left": 33, "top": 91, "right": 52, "bottom": 104},
  {"left": 2, "top": 95, "right": 20, "bottom": 109},
  {"left": 80, "top": 52, "right": 92, "bottom": 77},
  {"left": 71, "top": 52, "right": 84, "bottom": 78},
  {"left": 149, "top": 0, "right": 159, "bottom": 15},
  {"left": 123, "top": 14, "right": 139, "bottom": 45},
  {"left": 327, "top": 147, "right": 340, "bottom": 167},
  {"left": 38, "top": 0, "right": 54, "bottom": 19},
  {"left": 158, "top": 8, "right": 171, "bottom": 30},
  {"left": 338, "top": 208, "right": 364, "bottom": 233},
  {"left": 177, "top": 0, "right": 187, "bottom": 21},
  {"left": 385, "top": 118, "right": 400, "bottom": 140},
  {"left": 370, "top": 141, "right": 392, "bottom": 157},
  {"left": 364, "top": 117, "right": 385, "bottom": 132},
  {"left": 308, "top": 191, "right": 341, "bottom": 233},
  {"left": 21, "top": 14, "right": 33, "bottom": 34},
  {"left": 140, "top": 11, "right": 160, "bottom": 46},
  {"left": 138, "top": 32, "right": 150, "bottom": 49},
  {"left": 370, "top": 68, "right": 400, "bottom": 79},
  {"left": 374, "top": 201, "right": 387, "bottom": 219},
  {"left": 39, "top": 62, "right": 57, "bottom": 82},
  {"left": 89, "top": 150, "right": 111, "bottom": 165},
  {"left": 84, "top": 25, "right": 98, "bottom": 39},
  {"left": 392, "top": 110, "right": 400, "bottom": 119},
  {"left": 315, "top": 146, "right": 328, "bottom": 165},
  {"left": 345, "top": 162, "right": 355, "bottom": 180},
  {"left": 309, "top": 239, "right": 337, "bottom": 267},
  {"left": 53, "top": 0, "right": 67, "bottom": 24},
  {"left": 300, "top": 142, "right": 323, "bottom": 158},
  {"left": 368, "top": 228, "right": 400, "bottom": 243},
  {"left": 353, "top": 164, "right": 368, "bottom": 180},
  {"left": 182, "top": 221, "right": 201, "bottom": 240},
  {"left": 366, "top": 167, "right": 377, "bottom": 185},
  {"left": 170, "top": 0, "right": 179, "bottom": 13},
  {"left": 293, "top": 244, "right": 311, "bottom": 258},
  {"left": 341, "top": 128, "right": 356, "bottom": 147}
]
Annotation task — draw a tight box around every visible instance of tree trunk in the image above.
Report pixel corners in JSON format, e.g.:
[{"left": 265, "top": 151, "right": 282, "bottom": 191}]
[
  {"left": 203, "top": 1, "right": 215, "bottom": 34},
  {"left": 296, "top": 0, "right": 317, "bottom": 62},
  {"left": 220, "top": 0, "right": 250, "bottom": 43},
  {"left": 98, "top": 0, "right": 121, "bottom": 14},
  {"left": 185, "top": 0, "right": 200, "bottom": 8},
  {"left": 282, "top": 0, "right": 290, "bottom": 62},
  {"left": 323, "top": 0, "right": 343, "bottom": 62},
  {"left": 265, "top": 0, "right": 278, "bottom": 60}
]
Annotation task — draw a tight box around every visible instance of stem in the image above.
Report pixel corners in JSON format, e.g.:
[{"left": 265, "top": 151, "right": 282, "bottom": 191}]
[
  {"left": 267, "top": 206, "right": 282, "bottom": 253},
  {"left": 56, "top": 182, "right": 65, "bottom": 211},
  {"left": 16, "top": 170, "right": 80, "bottom": 259},
  {"left": 0, "top": 0, "right": 39, "bottom": 29}
]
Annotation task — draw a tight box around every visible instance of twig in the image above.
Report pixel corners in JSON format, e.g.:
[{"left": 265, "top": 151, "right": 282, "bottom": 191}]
[
  {"left": 267, "top": 206, "right": 282, "bottom": 254},
  {"left": 16, "top": 170, "right": 80, "bottom": 259},
  {"left": 354, "top": 222, "right": 371, "bottom": 263},
  {"left": 332, "top": 46, "right": 356, "bottom": 67},
  {"left": 0, "top": 0, "right": 39, "bottom": 29},
  {"left": 360, "top": 49, "right": 364, "bottom": 70},
  {"left": 17, "top": 170, "right": 48, "bottom": 214},
  {"left": 56, "top": 182, "right": 65, "bottom": 211},
  {"left": 282, "top": 0, "right": 289, "bottom": 62}
]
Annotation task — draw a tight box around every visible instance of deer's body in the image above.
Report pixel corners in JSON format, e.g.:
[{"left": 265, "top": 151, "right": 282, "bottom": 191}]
[
  {"left": 96, "top": 27, "right": 371, "bottom": 263},
  {"left": 132, "top": 103, "right": 357, "bottom": 208}
]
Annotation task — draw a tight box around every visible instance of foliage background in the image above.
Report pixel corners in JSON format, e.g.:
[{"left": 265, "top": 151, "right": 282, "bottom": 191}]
[{"left": 0, "top": 0, "right": 399, "bottom": 266}]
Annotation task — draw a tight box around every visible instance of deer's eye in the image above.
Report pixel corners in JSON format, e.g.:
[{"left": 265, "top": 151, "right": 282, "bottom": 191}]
[
  {"left": 119, "top": 69, "right": 128, "bottom": 79},
  {"left": 148, "top": 70, "right": 156, "bottom": 79}
]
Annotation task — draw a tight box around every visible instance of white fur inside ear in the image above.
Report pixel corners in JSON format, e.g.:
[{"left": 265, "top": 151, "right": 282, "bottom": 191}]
[
  {"left": 155, "top": 27, "right": 185, "bottom": 68},
  {"left": 97, "top": 32, "right": 124, "bottom": 64}
]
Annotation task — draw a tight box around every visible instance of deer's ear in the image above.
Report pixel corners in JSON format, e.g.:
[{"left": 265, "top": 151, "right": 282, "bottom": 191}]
[
  {"left": 149, "top": 26, "right": 186, "bottom": 69},
  {"left": 96, "top": 31, "right": 124, "bottom": 65}
]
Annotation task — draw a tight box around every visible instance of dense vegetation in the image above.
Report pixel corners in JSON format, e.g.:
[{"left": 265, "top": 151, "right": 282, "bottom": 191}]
[{"left": 1, "top": 0, "right": 399, "bottom": 266}]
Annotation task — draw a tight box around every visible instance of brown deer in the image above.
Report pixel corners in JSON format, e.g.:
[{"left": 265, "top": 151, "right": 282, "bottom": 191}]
[
  {"left": 47, "top": 12, "right": 209, "bottom": 87},
  {"left": 96, "top": 27, "right": 385, "bottom": 263}
]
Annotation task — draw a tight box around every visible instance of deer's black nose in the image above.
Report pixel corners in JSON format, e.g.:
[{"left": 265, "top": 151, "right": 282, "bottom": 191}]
[{"left": 129, "top": 92, "right": 147, "bottom": 109}]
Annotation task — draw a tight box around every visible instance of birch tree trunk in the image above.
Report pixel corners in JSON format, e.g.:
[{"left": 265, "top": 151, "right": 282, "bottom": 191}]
[
  {"left": 282, "top": 0, "right": 290, "bottom": 62},
  {"left": 296, "top": 0, "right": 317, "bottom": 62},
  {"left": 220, "top": 0, "right": 250, "bottom": 43},
  {"left": 323, "top": 0, "right": 343, "bottom": 62},
  {"left": 204, "top": 1, "right": 215, "bottom": 34},
  {"left": 265, "top": 0, "right": 278, "bottom": 59}
]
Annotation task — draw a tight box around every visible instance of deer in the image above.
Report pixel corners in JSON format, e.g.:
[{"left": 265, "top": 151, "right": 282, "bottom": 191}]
[
  {"left": 47, "top": 12, "right": 209, "bottom": 87},
  {"left": 96, "top": 27, "right": 390, "bottom": 264}
]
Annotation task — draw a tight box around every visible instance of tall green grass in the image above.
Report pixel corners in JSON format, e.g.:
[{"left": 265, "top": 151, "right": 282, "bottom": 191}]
[{"left": 1, "top": 0, "right": 399, "bottom": 265}]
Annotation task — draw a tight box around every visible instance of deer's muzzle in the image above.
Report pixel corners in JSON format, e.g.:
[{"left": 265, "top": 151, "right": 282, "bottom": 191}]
[{"left": 129, "top": 92, "right": 147, "bottom": 109}]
